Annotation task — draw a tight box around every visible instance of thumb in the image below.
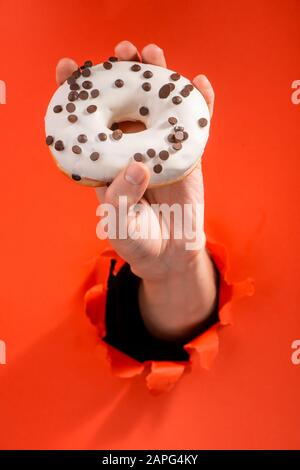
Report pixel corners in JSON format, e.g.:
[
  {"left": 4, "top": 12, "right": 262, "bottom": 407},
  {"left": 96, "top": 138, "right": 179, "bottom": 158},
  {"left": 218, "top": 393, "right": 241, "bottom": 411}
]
[
  {"left": 96, "top": 162, "right": 151, "bottom": 262},
  {"left": 104, "top": 161, "right": 150, "bottom": 209}
]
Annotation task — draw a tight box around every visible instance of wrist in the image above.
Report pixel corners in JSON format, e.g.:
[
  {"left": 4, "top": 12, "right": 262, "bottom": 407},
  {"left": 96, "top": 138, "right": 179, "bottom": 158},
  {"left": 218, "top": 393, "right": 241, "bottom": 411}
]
[
  {"left": 142, "top": 247, "right": 207, "bottom": 286},
  {"left": 131, "top": 241, "right": 207, "bottom": 285},
  {"left": 138, "top": 248, "right": 218, "bottom": 341}
]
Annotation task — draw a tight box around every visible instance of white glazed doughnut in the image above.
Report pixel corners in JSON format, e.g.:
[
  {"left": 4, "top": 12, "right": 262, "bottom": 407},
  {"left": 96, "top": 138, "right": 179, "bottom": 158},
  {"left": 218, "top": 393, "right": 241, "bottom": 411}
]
[{"left": 45, "top": 58, "right": 210, "bottom": 187}]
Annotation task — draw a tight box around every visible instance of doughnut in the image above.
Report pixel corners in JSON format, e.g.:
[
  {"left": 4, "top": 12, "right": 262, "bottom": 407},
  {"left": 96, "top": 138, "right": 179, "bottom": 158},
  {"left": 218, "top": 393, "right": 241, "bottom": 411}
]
[{"left": 45, "top": 58, "right": 210, "bottom": 187}]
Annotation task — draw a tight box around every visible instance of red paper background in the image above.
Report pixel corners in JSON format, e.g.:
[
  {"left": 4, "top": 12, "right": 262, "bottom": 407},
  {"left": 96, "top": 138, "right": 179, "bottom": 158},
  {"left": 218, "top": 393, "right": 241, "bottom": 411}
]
[{"left": 0, "top": 0, "right": 299, "bottom": 450}]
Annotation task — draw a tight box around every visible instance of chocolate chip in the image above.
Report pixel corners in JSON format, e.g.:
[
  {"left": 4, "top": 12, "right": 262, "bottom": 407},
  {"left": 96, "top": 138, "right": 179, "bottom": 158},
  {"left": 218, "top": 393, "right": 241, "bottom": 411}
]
[
  {"left": 84, "top": 60, "right": 93, "bottom": 67},
  {"left": 82, "top": 80, "right": 92, "bottom": 89},
  {"left": 175, "top": 131, "right": 184, "bottom": 141},
  {"left": 103, "top": 61, "right": 112, "bottom": 70},
  {"left": 70, "top": 83, "right": 80, "bottom": 91},
  {"left": 169, "top": 83, "right": 175, "bottom": 91},
  {"left": 133, "top": 153, "right": 144, "bottom": 162},
  {"left": 168, "top": 134, "right": 176, "bottom": 143},
  {"left": 46, "top": 135, "right": 54, "bottom": 145},
  {"left": 79, "top": 90, "right": 89, "bottom": 100},
  {"left": 72, "top": 174, "right": 81, "bottom": 181},
  {"left": 98, "top": 133, "right": 107, "bottom": 141},
  {"left": 139, "top": 106, "right": 149, "bottom": 116},
  {"left": 112, "top": 129, "right": 123, "bottom": 140},
  {"left": 109, "top": 56, "right": 118, "bottom": 62},
  {"left": 186, "top": 84, "right": 194, "bottom": 92},
  {"left": 172, "top": 142, "right": 182, "bottom": 151},
  {"left": 55, "top": 140, "right": 64, "bottom": 151},
  {"left": 170, "top": 72, "right": 180, "bottom": 81},
  {"left": 91, "top": 89, "right": 100, "bottom": 98},
  {"left": 72, "top": 145, "right": 81, "bottom": 154},
  {"left": 90, "top": 152, "right": 100, "bottom": 161},
  {"left": 115, "top": 79, "right": 124, "bottom": 88},
  {"left": 87, "top": 105, "right": 97, "bottom": 113},
  {"left": 198, "top": 118, "right": 208, "bottom": 127},
  {"left": 82, "top": 68, "right": 91, "bottom": 77},
  {"left": 131, "top": 64, "right": 141, "bottom": 72},
  {"left": 67, "top": 76, "right": 76, "bottom": 85},
  {"left": 172, "top": 96, "right": 182, "bottom": 105},
  {"left": 78, "top": 134, "right": 87, "bottom": 143},
  {"left": 180, "top": 87, "right": 190, "bottom": 97},
  {"left": 174, "top": 125, "right": 184, "bottom": 132},
  {"left": 142, "top": 82, "right": 151, "bottom": 91},
  {"left": 168, "top": 117, "right": 177, "bottom": 125},
  {"left": 53, "top": 105, "right": 63, "bottom": 113},
  {"left": 66, "top": 103, "right": 76, "bottom": 113},
  {"left": 68, "top": 114, "right": 78, "bottom": 123},
  {"left": 159, "top": 83, "right": 171, "bottom": 99},
  {"left": 159, "top": 150, "right": 169, "bottom": 161},
  {"left": 72, "top": 69, "right": 81, "bottom": 79},
  {"left": 147, "top": 148, "right": 156, "bottom": 158},
  {"left": 153, "top": 164, "right": 162, "bottom": 173},
  {"left": 183, "top": 131, "right": 189, "bottom": 140},
  {"left": 111, "top": 123, "right": 119, "bottom": 130},
  {"left": 143, "top": 70, "right": 153, "bottom": 79},
  {"left": 68, "top": 91, "right": 78, "bottom": 102}
]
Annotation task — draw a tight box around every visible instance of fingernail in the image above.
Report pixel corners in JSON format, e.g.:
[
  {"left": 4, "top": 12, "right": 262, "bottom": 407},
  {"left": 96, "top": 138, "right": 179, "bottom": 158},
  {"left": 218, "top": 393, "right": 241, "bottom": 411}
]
[{"left": 124, "top": 162, "right": 146, "bottom": 185}]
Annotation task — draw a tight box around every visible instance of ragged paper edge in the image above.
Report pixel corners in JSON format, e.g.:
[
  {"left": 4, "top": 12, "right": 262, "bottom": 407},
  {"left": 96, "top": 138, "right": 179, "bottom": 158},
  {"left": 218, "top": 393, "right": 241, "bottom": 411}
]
[{"left": 84, "top": 242, "right": 254, "bottom": 394}]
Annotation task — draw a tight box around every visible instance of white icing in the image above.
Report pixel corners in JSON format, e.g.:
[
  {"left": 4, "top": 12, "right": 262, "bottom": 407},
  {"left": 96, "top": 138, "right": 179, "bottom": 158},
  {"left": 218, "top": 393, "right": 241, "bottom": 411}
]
[{"left": 45, "top": 61, "right": 210, "bottom": 185}]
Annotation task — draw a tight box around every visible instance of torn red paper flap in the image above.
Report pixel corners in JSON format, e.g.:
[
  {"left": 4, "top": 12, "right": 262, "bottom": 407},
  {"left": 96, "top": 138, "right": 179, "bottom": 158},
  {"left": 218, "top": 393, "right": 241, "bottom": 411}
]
[
  {"left": 101, "top": 248, "right": 123, "bottom": 273},
  {"left": 84, "top": 241, "right": 255, "bottom": 394},
  {"left": 219, "top": 278, "right": 255, "bottom": 325},
  {"left": 184, "top": 325, "right": 219, "bottom": 370},
  {"left": 146, "top": 361, "right": 186, "bottom": 395},
  {"left": 105, "top": 343, "right": 144, "bottom": 378},
  {"left": 84, "top": 283, "right": 107, "bottom": 336},
  {"left": 206, "top": 240, "right": 254, "bottom": 326}
]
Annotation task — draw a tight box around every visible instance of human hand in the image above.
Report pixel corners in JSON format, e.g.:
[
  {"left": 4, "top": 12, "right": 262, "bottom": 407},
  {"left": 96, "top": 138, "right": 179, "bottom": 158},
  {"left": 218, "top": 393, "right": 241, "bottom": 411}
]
[{"left": 56, "top": 42, "right": 217, "bottom": 340}]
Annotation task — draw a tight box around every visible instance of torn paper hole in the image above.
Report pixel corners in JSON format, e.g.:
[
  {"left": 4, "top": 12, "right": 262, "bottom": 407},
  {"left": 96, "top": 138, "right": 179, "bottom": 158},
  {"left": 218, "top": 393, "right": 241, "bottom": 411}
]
[{"left": 84, "top": 242, "right": 254, "bottom": 394}]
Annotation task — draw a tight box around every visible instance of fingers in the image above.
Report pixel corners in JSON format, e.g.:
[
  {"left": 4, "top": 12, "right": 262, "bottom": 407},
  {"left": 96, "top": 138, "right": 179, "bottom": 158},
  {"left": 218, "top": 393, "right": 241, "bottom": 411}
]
[
  {"left": 56, "top": 58, "right": 78, "bottom": 85},
  {"left": 105, "top": 162, "right": 150, "bottom": 209},
  {"left": 114, "top": 40, "right": 167, "bottom": 67},
  {"left": 193, "top": 74, "right": 215, "bottom": 118},
  {"left": 141, "top": 44, "right": 167, "bottom": 67},
  {"left": 114, "top": 40, "right": 141, "bottom": 61}
]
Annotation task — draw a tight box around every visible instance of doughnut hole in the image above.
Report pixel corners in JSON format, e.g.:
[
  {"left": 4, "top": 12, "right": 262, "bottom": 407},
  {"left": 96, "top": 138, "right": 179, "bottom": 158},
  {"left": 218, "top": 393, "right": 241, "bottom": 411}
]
[{"left": 109, "top": 120, "right": 147, "bottom": 134}]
